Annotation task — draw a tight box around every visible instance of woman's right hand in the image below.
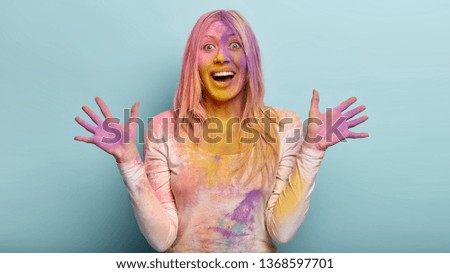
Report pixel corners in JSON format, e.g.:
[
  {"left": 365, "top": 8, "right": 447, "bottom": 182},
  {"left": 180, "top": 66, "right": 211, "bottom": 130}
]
[{"left": 74, "top": 97, "right": 141, "bottom": 163}]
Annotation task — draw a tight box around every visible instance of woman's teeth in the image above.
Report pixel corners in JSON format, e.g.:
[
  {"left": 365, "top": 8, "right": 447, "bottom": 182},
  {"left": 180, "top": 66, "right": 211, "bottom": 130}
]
[
  {"left": 212, "top": 71, "right": 235, "bottom": 81},
  {"left": 213, "top": 71, "right": 235, "bottom": 77}
]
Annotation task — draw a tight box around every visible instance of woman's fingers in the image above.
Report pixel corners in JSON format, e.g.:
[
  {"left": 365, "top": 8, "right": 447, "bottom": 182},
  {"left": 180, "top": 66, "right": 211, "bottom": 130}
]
[
  {"left": 347, "top": 131, "right": 369, "bottom": 139},
  {"left": 309, "top": 89, "right": 320, "bottom": 114},
  {"left": 75, "top": 116, "right": 96, "bottom": 133},
  {"left": 82, "top": 105, "right": 102, "bottom": 125},
  {"left": 347, "top": 115, "right": 368, "bottom": 128},
  {"left": 337, "top": 96, "right": 357, "bottom": 112},
  {"left": 344, "top": 105, "right": 366, "bottom": 119},
  {"left": 95, "top": 97, "right": 114, "bottom": 119},
  {"left": 130, "top": 101, "right": 140, "bottom": 119},
  {"left": 74, "top": 135, "right": 94, "bottom": 143},
  {"left": 126, "top": 102, "right": 140, "bottom": 134}
]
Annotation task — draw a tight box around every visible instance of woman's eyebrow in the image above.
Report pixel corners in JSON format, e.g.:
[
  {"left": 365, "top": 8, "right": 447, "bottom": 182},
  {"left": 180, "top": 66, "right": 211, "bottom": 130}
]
[
  {"left": 203, "top": 33, "right": 239, "bottom": 39},
  {"left": 226, "top": 33, "right": 239, "bottom": 39}
]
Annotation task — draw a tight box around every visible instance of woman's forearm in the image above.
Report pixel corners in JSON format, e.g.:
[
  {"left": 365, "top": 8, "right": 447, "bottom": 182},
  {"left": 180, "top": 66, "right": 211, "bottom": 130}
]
[
  {"left": 118, "top": 160, "right": 178, "bottom": 252},
  {"left": 266, "top": 146, "right": 325, "bottom": 243}
]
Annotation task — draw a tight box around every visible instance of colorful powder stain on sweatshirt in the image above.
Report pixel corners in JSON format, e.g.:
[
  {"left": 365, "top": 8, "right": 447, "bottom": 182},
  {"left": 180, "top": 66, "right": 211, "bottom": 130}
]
[{"left": 209, "top": 189, "right": 263, "bottom": 245}]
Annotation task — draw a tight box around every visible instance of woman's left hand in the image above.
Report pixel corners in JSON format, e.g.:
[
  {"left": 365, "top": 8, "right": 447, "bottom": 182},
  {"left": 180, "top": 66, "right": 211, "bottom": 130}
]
[{"left": 304, "top": 89, "right": 369, "bottom": 151}]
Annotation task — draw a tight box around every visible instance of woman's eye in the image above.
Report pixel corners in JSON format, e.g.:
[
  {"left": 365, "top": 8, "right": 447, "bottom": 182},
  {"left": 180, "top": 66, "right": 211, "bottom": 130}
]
[
  {"left": 230, "top": 42, "right": 241, "bottom": 49},
  {"left": 203, "top": 44, "right": 215, "bottom": 51}
]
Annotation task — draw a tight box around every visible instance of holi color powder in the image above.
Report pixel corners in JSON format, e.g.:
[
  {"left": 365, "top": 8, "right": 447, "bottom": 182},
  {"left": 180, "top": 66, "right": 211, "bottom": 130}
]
[{"left": 209, "top": 189, "right": 263, "bottom": 242}]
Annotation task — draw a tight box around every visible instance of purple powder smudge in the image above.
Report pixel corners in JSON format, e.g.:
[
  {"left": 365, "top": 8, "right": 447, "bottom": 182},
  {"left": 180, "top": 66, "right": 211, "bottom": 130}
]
[{"left": 229, "top": 189, "right": 263, "bottom": 224}]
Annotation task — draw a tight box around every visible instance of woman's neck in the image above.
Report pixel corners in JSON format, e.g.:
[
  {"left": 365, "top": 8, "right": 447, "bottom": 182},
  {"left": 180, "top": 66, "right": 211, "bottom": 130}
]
[{"left": 204, "top": 94, "right": 244, "bottom": 122}]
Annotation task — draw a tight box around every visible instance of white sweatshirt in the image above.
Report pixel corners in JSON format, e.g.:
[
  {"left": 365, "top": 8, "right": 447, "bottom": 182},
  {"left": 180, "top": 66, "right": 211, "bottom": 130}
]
[{"left": 117, "top": 108, "right": 325, "bottom": 252}]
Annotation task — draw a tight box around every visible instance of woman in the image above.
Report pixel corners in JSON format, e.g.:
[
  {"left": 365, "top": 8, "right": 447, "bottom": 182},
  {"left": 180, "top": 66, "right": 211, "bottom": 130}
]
[{"left": 74, "top": 10, "right": 368, "bottom": 252}]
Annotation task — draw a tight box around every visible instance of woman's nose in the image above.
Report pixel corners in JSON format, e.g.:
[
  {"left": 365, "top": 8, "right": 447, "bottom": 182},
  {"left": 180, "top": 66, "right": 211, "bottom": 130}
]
[{"left": 213, "top": 46, "right": 230, "bottom": 64}]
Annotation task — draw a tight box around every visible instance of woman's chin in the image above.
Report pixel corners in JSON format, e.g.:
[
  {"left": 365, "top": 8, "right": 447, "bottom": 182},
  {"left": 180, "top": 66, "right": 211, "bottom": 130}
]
[{"left": 205, "top": 89, "right": 242, "bottom": 104}]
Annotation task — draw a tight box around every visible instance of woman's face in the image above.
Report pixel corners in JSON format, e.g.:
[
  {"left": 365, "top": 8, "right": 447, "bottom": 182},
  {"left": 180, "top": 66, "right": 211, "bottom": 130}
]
[{"left": 198, "top": 21, "right": 247, "bottom": 104}]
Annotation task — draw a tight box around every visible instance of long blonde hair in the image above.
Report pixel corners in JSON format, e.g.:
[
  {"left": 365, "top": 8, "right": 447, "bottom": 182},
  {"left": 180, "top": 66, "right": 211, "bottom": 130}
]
[{"left": 173, "top": 10, "right": 282, "bottom": 183}]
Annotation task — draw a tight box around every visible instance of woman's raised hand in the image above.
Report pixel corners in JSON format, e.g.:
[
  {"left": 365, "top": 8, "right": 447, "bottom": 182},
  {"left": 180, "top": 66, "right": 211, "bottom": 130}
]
[
  {"left": 305, "top": 89, "right": 369, "bottom": 151},
  {"left": 74, "top": 97, "right": 141, "bottom": 163}
]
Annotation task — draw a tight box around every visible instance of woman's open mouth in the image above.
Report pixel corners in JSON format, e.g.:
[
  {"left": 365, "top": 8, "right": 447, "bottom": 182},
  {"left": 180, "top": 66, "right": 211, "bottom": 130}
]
[{"left": 211, "top": 71, "right": 235, "bottom": 82}]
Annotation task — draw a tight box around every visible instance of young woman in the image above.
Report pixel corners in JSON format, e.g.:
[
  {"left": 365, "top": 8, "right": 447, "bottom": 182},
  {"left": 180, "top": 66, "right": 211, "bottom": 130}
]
[{"left": 74, "top": 10, "right": 368, "bottom": 252}]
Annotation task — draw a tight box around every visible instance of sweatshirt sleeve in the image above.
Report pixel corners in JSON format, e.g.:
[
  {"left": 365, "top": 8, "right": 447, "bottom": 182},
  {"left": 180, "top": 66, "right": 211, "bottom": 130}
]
[
  {"left": 265, "top": 114, "right": 325, "bottom": 244},
  {"left": 116, "top": 118, "right": 178, "bottom": 252}
]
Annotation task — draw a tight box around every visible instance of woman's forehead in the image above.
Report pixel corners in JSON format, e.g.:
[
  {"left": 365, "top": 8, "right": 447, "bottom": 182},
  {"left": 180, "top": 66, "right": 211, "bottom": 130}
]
[{"left": 203, "top": 21, "right": 238, "bottom": 38}]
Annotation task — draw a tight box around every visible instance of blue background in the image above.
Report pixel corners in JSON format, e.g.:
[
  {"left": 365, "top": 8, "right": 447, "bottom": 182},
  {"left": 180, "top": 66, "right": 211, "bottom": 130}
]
[{"left": 1, "top": 0, "right": 449, "bottom": 252}]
